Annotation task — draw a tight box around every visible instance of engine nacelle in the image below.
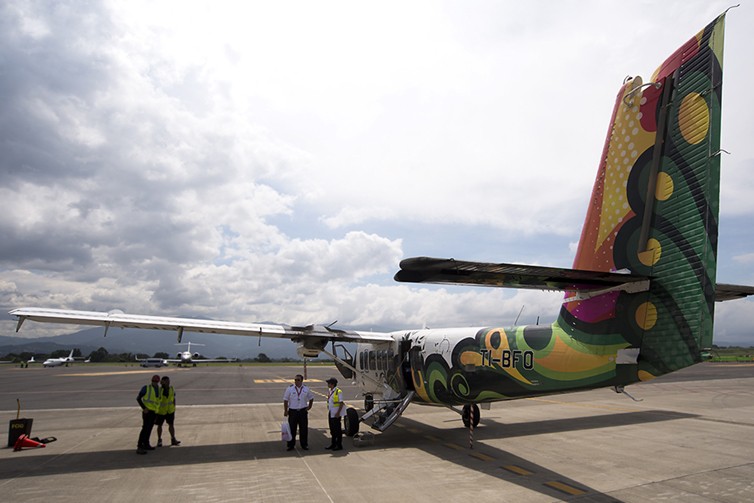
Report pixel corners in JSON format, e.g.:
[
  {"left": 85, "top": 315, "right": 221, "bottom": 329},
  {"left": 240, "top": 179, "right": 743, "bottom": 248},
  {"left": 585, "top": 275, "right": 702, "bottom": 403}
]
[{"left": 297, "top": 345, "right": 321, "bottom": 359}]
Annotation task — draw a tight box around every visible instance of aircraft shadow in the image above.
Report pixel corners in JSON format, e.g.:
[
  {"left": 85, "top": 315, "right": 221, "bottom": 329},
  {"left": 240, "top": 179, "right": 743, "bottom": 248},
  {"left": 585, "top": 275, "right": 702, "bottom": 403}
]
[
  {"left": 380, "top": 408, "right": 696, "bottom": 502},
  {"left": 0, "top": 409, "right": 694, "bottom": 502}
]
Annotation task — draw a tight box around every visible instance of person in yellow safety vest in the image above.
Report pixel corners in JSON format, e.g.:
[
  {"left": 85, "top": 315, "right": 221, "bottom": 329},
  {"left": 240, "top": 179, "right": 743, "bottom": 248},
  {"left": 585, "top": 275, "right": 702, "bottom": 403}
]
[
  {"left": 136, "top": 374, "right": 161, "bottom": 454},
  {"left": 155, "top": 376, "right": 180, "bottom": 447},
  {"left": 325, "top": 377, "right": 346, "bottom": 451}
]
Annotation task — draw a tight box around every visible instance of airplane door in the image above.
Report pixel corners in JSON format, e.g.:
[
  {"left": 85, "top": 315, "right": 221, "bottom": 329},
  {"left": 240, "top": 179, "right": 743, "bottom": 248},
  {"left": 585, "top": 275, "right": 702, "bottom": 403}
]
[{"left": 399, "top": 338, "right": 415, "bottom": 392}]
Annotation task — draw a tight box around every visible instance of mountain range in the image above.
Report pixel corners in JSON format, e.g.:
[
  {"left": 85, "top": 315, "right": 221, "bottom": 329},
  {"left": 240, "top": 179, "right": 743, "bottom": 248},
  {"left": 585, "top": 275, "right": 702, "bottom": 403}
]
[{"left": 0, "top": 326, "right": 318, "bottom": 360}]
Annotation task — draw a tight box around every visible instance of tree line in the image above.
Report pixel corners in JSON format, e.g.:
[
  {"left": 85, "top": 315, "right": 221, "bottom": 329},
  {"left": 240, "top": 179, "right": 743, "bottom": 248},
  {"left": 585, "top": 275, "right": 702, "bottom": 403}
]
[{"left": 2, "top": 348, "right": 293, "bottom": 363}]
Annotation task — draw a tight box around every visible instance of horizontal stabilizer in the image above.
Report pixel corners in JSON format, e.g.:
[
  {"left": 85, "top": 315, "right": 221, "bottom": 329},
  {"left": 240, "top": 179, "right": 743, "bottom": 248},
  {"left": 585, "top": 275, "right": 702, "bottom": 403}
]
[
  {"left": 395, "top": 256, "right": 650, "bottom": 292},
  {"left": 714, "top": 284, "right": 754, "bottom": 302},
  {"left": 395, "top": 257, "right": 753, "bottom": 303}
]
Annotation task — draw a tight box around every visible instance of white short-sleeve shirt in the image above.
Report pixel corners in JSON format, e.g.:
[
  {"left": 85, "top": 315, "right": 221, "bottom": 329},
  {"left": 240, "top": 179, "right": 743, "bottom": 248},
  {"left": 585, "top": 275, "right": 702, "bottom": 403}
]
[{"left": 284, "top": 384, "right": 314, "bottom": 409}]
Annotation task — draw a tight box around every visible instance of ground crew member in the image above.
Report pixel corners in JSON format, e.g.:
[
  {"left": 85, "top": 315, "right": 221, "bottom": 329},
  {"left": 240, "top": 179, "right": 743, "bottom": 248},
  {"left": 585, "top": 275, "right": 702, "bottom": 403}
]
[
  {"left": 155, "top": 375, "right": 181, "bottom": 447},
  {"left": 325, "top": 377, "right": 346, "bottom": 451},
  {"left": 136, "top": 374, "right": 161, "bottom": 454}
]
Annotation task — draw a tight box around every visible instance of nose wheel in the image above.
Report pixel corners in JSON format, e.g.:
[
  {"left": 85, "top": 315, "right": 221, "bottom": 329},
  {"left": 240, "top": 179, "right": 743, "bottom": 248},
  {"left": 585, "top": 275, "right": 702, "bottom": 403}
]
[{"left": 462, "top": 404, "right": 480, "bottom": 428}]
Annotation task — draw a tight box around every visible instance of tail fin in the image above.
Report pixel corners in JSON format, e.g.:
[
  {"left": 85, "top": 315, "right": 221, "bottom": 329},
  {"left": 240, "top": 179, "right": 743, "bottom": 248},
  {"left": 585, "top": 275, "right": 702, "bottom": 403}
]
[{"left": 565, "top": 15, "right": 726, "bottom": 379}]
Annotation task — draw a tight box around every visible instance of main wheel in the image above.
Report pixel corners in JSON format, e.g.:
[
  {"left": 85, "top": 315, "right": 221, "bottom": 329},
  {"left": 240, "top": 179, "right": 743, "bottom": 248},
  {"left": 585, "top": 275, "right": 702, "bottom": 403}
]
[
  {"left": 364, "top": 394, "right": 374, "bottom": 412},
  {"left": 462, "top": 404, "right": 480, "bottom": 428},
  {"left": 344, "top": 407, "right": 360, "bottom": 437}
]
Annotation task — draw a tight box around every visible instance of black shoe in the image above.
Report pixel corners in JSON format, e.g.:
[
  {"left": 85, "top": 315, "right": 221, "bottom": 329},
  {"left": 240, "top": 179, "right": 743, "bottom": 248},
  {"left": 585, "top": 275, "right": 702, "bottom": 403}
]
[
  {"left": 286, "top": 446, "right": 295, "bottom": 451},
  {"left": 145, "top": 445, "right": 156, "bottom": 450},
  {"left": 301, "top": 446, "right": 309, "bottom": 450},
  {"left": 332, "top": 446, "right": 343, "bottom": 451},
  {"left": 136, "top": 448, "right": 147, "bottom": 455},
  {"left": 324, "top": 446, "right": 333, "bottom": 450},
  {"left": 171, "top": 439, "right": 181, "bottom": 446}
]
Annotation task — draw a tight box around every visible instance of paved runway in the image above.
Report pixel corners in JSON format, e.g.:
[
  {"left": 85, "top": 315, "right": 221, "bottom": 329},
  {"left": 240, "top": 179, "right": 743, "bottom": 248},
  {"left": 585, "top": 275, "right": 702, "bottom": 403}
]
[{"left": 1, "top": 363, "right": 753, "bottom": 502}]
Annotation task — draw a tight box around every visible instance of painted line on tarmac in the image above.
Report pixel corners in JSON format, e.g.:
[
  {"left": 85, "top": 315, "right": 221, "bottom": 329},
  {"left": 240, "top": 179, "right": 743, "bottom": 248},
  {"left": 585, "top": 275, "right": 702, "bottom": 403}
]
[
  {"left": 502, "top": 465, "right": 533, "bottom": 476},
  {"left": 0, "top": 402, "right": 283, "bottom": 414},
  {"left": 62, "top": 370, "right": 163, "bottom": 376},
  {"left": 254, "top": 378, "right": 325, "bottom": 383},
  {"left": 545, "top": 480, "right": 588, "bottom": 496},
  {"left": 434, "top": 440, "right": 593, "bottom": 498}
]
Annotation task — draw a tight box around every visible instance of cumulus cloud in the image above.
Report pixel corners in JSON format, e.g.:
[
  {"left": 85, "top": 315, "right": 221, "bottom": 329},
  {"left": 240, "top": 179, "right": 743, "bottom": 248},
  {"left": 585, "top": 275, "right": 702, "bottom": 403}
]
[{"left": 1, "top": 1, "right": 753, "bottom": 343}]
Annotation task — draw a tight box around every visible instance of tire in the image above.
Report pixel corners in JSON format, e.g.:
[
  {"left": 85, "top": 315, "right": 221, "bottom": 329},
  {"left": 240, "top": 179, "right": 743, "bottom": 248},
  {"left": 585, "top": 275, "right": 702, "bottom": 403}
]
[
  {"left": 344, "top": 408, "right": 360, "bottom": 437},
  {"left": 461, "top": 404, "right": 480, "bottom": 428}
]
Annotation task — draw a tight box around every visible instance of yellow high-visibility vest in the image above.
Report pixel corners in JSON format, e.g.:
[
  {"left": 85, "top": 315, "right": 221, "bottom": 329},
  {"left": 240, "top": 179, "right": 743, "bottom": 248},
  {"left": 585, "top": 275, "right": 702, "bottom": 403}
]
[
  {"left": 157, "top": 386, "right": 175, "bottom": 415},
  {"left": 142, "top": 384, "right": 160, "bottom": 412}
]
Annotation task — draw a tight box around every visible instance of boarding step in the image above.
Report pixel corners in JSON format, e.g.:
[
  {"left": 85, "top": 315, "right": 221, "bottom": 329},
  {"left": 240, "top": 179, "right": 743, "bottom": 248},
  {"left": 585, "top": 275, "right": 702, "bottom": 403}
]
[{"left": 371, "top": 391, "right": 415, "bottom": 432}]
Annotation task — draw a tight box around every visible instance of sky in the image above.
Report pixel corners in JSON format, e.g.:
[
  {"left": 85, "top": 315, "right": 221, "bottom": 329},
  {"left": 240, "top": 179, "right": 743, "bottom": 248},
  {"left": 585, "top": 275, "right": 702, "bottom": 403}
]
[{"left": 1, "top": 1, "right": 753, "bottom": 345}]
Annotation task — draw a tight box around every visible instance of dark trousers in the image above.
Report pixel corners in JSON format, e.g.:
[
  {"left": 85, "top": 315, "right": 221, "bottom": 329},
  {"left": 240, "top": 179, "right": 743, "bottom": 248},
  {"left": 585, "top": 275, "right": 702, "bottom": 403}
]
[
  {"left": 287, "top": 409, "right": 308, "bottom": 448},
  {"left": 328, "top": 415, "right": 342, "bottom": 448},
  {"left": 138, "top": 410, "right": 157, "bottom": 448}
]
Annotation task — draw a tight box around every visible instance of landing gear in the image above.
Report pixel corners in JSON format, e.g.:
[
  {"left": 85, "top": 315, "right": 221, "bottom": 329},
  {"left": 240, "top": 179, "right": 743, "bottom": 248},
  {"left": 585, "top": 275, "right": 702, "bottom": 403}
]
[
  {"left": 344, "top": 408, "right": 360, "bottom": 437},
  {"left": 462, "top": 404, "right": 480, "bottom": 428}
]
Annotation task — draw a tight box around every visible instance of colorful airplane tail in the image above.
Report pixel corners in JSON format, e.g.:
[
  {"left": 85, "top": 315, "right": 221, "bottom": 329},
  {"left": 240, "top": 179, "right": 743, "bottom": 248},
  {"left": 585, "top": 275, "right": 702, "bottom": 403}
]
[{"left": 565, "top": 14, "right": 726, "bottom": 380}]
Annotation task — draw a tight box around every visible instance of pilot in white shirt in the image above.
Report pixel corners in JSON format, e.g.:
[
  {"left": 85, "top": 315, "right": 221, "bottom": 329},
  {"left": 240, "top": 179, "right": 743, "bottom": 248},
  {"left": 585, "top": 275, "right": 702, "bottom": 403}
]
[{"left": 283, "top": 374, "right": 314, "bottom": 451}]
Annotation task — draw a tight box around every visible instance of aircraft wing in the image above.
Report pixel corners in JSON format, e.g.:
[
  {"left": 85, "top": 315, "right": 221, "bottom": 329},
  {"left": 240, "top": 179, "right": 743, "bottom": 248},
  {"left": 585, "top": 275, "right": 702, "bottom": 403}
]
[
  {"left": 9, "top": 307, "right": 395, "bottom": 343},
  {"left": 395, "top": 256, "right": 754, "bottom": 302}
]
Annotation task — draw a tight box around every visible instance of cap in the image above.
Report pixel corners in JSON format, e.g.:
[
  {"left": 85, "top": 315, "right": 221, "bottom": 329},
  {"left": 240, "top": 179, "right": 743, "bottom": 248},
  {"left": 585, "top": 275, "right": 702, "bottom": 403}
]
[
  {"left": 326, "top": 378, "right": 338, "bottom": 385},
  {"left": 151, "top": 375, "right": 160, "bottom": 382}
]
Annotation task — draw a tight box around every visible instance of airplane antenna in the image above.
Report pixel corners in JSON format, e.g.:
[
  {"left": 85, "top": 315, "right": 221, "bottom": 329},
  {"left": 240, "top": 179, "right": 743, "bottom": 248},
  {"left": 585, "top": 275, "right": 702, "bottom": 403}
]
[{"left": 514, "top": 305, "right": 525, "bottom": 325}]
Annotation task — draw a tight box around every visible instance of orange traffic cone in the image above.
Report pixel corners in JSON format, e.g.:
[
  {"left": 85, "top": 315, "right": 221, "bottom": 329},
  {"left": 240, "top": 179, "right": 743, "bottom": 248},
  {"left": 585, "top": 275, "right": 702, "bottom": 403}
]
[{"left": 13, "top": 434, "right": 46, "bottom": 451}]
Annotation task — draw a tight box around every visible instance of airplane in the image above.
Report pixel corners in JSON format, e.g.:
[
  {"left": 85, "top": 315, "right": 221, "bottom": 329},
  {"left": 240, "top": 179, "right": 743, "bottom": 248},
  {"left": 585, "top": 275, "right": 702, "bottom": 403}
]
[
  {"left": 164, "top": 342, "right": 236, "bottom": 367},
  {"left": 42, "top": 350, "right": 75, "bottom": 368},
  {"left": 9, "top": 12, "right": 754, "bottom": 437}
]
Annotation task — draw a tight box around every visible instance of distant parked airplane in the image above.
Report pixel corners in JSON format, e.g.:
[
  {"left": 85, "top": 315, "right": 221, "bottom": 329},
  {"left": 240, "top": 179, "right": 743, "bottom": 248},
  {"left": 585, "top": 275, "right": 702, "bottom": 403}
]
[
  {"left": 42, "top": 350, "right": 75, "bottom": 367},
  {"left": 165, "top": 342, "right": 235, "bottom": 367}
]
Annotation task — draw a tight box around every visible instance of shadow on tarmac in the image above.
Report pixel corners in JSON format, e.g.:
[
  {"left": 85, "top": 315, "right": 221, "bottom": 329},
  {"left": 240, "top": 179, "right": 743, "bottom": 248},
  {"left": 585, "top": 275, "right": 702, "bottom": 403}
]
[
  {"left": 0, "top": 407, "right": 694, "bottom": 501},
  {"left": 381, "top": 409, "right": 696, "bottom": 501}
]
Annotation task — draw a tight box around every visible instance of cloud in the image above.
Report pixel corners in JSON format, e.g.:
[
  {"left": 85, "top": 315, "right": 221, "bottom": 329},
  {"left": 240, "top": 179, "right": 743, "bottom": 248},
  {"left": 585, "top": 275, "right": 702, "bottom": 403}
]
[{"left": 1, "top": 0, "right": 753, "bottom": 345}]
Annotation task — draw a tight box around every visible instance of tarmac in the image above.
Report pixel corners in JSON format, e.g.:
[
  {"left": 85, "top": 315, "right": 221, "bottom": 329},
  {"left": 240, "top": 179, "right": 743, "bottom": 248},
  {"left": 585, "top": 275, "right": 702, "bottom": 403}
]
[{"left": 1, "top": 362, "right": 753, "bottom": 502}]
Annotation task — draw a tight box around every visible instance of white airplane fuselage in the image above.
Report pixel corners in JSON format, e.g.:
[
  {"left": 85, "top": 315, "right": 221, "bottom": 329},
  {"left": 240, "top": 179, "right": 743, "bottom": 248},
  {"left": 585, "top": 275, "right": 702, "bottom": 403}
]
[{"left": 42, "top": 351, "right": 75, "bottom": 367}]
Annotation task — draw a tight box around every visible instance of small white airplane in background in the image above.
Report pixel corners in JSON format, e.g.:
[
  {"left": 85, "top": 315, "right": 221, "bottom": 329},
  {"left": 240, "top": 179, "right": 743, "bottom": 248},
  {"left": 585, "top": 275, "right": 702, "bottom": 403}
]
[
  {"left": 42, "top": 350, "right": 75, "bottom": 367},
  {"left": 165, "top": 341, "right": 236, "bottom": 367}
]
